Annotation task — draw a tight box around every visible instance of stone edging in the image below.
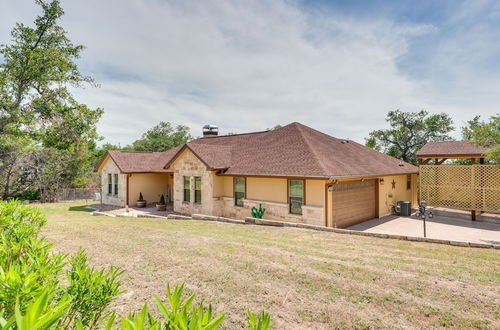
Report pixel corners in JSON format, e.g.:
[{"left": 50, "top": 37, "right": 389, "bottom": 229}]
[
  {"left": 91, "top": 210, "right": 498, "bottom": 249},
  {"left": 244, "top": 217, "right": 499, "bottom": 249}
]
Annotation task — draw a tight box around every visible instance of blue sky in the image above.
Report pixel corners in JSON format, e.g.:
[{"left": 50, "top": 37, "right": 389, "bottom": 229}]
[{"left": 1, "top": 0, "right": 499, "bottom": 145}]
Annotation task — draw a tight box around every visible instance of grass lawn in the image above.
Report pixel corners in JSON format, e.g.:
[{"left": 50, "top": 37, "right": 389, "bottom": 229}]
[{"left": 39, "top": 202, "right": 499, "bottom": 329}]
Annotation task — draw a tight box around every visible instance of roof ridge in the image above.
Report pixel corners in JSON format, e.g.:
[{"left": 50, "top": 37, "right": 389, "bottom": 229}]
[
  {"left": 293, "top": 123, "right": 330, "bottom": 175},
  {"left": 195, "top": 130, "right": 270, "bottom": 140}
]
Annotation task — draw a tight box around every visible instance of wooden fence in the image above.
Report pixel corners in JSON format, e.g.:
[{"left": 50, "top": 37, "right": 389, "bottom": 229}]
[{"left": 419, "top": 165, "right": 500, "bottom": 213}]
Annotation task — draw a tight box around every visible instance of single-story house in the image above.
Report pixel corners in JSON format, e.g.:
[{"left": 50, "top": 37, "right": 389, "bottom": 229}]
[{"left": 95, "top": 122, "right": 418, "bottom": 228}]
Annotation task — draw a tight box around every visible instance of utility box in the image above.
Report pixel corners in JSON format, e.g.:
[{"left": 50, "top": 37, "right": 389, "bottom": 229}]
[{"left": 397, "top": 201, "right": 411, "bottom": 216}]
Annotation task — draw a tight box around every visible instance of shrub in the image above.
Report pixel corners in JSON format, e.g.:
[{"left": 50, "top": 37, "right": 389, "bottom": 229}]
[
  {"left": 159, "top": 194, "right": 165, "bottom": 205},
  {"left": 0, "top": 200, "right": 272, "bottom": 329},
  {"left": 12, "top": 189, "right": 41, "bottom": 201},
  {"left": 138, "top": 192, "right": 144, "bottom": 201},
  {"left": 251, "top": 204, "right": 266, "bottom": 219},
  {"left": 0, "top": 200, "right": 123, "bottom": 328}
]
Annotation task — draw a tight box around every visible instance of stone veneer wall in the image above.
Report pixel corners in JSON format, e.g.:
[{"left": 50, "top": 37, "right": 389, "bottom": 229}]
[
  {"left": 215, "top": 197, "right": 324, "bottom": 226},
  {"left": 100, "top": 157, "right": 127, "bottom": 206},
  {"left": 171, "top": 150, "right": 216, "bottom": 215}
]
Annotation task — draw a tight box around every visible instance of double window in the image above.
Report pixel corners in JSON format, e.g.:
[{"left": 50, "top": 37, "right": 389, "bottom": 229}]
[
  {"left": 194, "top": 177, "right": 202, "bottom": 203},
  {"left": 234, "top": 177, "right": 245, "bottom": 207},
  {"left": 114, "top": 174, "right": 118, "bottom": 195},
  {"left": 289, "top": 180, "right": 304, "bottom": 215},
  {"left": 108, "top": 174, "right": 112, "bottom": 194},
  {"left": 183, "top": 176, "right": 190, "bottom": 202}
]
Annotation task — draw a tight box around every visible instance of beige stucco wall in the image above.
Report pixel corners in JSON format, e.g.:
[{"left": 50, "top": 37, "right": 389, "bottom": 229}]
[
  {"left": 246, "top": 177, "right": 287, "bottom": 203},
  {"left": 213, "top": 176, "right": 232, "bottom": 198},
  {"left": 99, "top": 155, "right": 127, "bottom": 206},
  {"left": 306, "top": 180, "right": 326, "bottom": 206},
  {"left": 378, "top": 174, "right": 417, "bottom": 216},
  {"left": 128, "top": 173, "right": 172, "bottom": 205}
]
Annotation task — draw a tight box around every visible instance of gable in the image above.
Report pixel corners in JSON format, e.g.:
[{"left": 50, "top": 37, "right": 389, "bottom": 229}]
[
  {"left": 169, "top": 147, "right": 210, "bottom": 171},
  {"left": 97, "top": 153, "right": 122, "bottom": 174},
  {"left": 95, "top": 153, "right": 122, "bottom": 173}
]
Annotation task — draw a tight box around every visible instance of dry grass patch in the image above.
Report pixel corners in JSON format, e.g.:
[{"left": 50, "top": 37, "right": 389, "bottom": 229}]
[{"left": 39, "top": 202, "right": 500, "bottom": 329}]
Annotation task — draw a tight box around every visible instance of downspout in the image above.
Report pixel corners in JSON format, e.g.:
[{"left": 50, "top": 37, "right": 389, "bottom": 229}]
[{"left": 126, "top": 174, "right": 130, "bottom": 206}]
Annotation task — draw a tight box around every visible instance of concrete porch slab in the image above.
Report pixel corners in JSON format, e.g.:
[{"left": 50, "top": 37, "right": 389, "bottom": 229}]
[{"left": 347, "top": 214, "right": 500, "bottom": 245}]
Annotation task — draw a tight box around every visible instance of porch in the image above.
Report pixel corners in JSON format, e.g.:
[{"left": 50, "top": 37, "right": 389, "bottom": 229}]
[
  {"left": 126, "top": 172, "right": 174, "bottom": 207},
  {"left": 92, "top": 203, "right": 176, "bottom": 218}
]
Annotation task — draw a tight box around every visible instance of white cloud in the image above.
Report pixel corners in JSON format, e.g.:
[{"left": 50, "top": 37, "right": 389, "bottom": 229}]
[{"left": 1, "top": 0, "right": 498, "bottom": 145}]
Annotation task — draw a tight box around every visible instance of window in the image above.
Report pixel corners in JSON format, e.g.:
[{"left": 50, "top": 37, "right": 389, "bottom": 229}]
[
  {"left": 406, "top": 175, "right": 412, "bottom": 190},
  {"left": 108, "top": 174, "right": 112, "bottom": 194},
  {"left": 289, "top": 180, "right": 304, "bottom": 215},
  {"left": 114, "top": 174, "right": 118, "bottom": 195},
  {"left": 194, "top": 177, "right": 202, "bottom": 203},
  {"left": 234, "top": 177, "right": 245, "bottom": 207},
  {"left": 183, "top": 176, "right": 190, "bottom": 202}
]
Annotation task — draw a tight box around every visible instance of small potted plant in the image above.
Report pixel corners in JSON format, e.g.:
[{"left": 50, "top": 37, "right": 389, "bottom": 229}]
[
  {"left": 156, "top": 194, "right": 166, "bottom": 211},
  {"left": 136, "top": 192, "right": 146, "bottom": 208}
]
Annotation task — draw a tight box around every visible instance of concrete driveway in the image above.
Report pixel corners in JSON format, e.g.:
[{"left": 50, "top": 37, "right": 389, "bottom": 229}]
[{"left": 348, "top": 215, "right": 500, "bottom": 245}]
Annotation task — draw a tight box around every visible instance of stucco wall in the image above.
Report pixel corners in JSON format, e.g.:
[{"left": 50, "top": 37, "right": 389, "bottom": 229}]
[
  {"left": 378, "top": 174, "right": 417, "bottom": 217},
  {"left": 213, "top": 175, "right": 232, "bottom": 198},
  {"left": 128, "top": 173, "right": 172, "bottom": 205},
  {"left": 306, "top": 180, "right": 326, "bottom": 206},
  {"left": 246, "top": 177, "right": 287, "bottom": 203},
  {"left": 99, "top": 156, "right": 127, "bottom": 206}
]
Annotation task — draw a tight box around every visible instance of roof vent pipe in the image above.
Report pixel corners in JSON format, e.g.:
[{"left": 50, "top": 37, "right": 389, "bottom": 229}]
[{"left": 202, "top": 124, "right": 219, "bottom": 137}]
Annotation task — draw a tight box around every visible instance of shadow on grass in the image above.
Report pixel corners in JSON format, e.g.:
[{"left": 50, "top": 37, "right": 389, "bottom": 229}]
[{"left": 68, "top": 205, "right": 92, "bottom": 212}]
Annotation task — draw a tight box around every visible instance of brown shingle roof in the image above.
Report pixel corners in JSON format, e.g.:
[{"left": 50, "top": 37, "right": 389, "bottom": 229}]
[
  {"left": 98, "top": 123, "right": 419, "bottom": 177},
  {"left": 172, "top": 122, "right": 418, "bottom": 178},
  {"left": 96, "top": 146, "right": 182, "bottom": 173},
  {"left": 417, "top": 141, "right": 487, "bottom": 158}
]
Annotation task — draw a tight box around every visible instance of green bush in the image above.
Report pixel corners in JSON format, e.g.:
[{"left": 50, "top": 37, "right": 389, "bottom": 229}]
[
  {"left": 251, "top": 204, "right": 266, "bottom": 219},
  {"left": 0, "top": 200, "right": 122, "bottom": 328},
  {"left": 12, "top": 190, "right": 41, "bottom": 201},
  {"left": 0, "top": 200, "right": 271, "bottom": 329},
  {"left": 159, "top": 194, "right": 165, "bottom": 205}
]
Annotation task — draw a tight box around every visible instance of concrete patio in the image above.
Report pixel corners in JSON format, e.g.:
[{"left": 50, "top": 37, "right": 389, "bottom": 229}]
[
  {"left": 348, "top": 214, "right": 500, "bottom": 245},
  {"left": 90, "top": 203, "right": 176, "bottom": 218}
]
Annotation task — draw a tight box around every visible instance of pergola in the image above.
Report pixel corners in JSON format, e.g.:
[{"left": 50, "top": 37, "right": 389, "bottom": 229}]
[{"left": 417, "top": 141, "right": 499, "bottom": 220}]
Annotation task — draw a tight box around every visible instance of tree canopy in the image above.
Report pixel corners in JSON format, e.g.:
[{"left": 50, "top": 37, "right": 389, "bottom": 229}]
[
  {"left": 365, "top": 110, "right": 454, "bottom": 165},
  {"left": 129, "top": 122, "right": 192, "bottom": 152},
  {"left": 0, "top": 0, "right": 102, "bottom": 147},
  {"left": 0, "top": 0, "right": 103, "bottom": 200},
  {"left": 462, "top": 114, "right": 500, "bottom": 163}
]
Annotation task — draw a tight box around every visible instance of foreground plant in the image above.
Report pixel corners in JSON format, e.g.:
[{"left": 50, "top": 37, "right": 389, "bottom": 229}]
[
  {"left": 0, "top": 200, "right": 122, "bottom": 328},
  {"left": 0, "top": 200, "right": 272, "bottom": 329}
]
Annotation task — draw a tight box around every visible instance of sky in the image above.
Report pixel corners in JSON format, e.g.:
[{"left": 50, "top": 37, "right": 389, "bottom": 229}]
[{"left": 1, "top": 0, "right": 499, "bottom": 145}]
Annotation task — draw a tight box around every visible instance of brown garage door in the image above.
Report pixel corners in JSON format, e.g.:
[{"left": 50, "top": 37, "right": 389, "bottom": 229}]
[{"left": 332, "top": 180, "right": 376, "bottom": 228}]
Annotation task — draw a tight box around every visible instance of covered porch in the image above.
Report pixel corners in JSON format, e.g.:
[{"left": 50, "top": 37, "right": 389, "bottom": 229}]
[{"left": 126, "top": 172, "right": 174, "bottom": 208}]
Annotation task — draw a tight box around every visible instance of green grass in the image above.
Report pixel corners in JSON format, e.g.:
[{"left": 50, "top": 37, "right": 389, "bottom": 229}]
[{"left": 38, "top": 201, "right": 500, "bottom": 329}]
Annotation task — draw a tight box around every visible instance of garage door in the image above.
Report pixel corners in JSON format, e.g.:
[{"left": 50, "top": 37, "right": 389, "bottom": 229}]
[{"left": 331, "top": 179, "right": 376, "bottom": 228}]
